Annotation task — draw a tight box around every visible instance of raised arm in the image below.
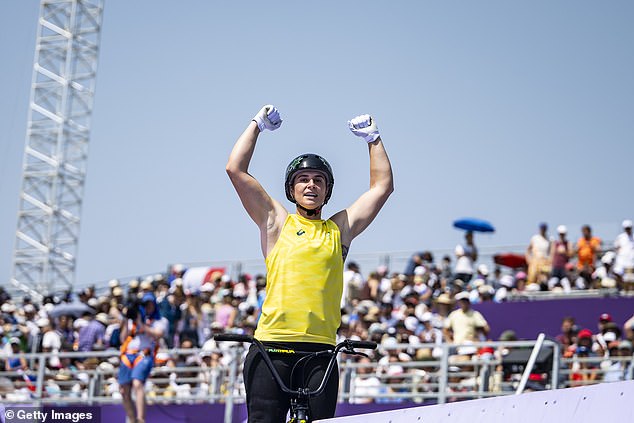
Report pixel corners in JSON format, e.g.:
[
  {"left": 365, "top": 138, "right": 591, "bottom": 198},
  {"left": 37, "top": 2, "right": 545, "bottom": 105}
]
[
  {"left": 226, "top": 106, "right": 287, "bottom": 255},
  {"left": 331, "top": 114, "right": 394, "bottom": 247}
]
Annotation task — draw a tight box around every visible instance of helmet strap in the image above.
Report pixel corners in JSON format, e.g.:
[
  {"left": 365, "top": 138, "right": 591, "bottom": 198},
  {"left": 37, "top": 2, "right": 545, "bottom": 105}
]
[{"left": 296, "top": 203, "right": 322, "bottom": 217}]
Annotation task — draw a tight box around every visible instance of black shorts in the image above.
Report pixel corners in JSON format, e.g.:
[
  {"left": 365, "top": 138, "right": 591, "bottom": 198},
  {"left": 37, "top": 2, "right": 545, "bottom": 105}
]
[{"left": 243, "top": 341, "right": 339, "bottom": 423}]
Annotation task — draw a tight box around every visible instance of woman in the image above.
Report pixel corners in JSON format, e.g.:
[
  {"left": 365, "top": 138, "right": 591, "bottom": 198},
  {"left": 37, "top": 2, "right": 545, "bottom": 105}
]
[{"left": 226, "top": 105, "right": 393, "bottom": 422}]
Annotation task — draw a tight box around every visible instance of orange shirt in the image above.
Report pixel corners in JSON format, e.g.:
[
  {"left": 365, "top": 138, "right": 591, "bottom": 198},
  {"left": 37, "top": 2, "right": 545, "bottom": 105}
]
[{"left": 577, "top": 236, "right": 601, "bottom": 269}]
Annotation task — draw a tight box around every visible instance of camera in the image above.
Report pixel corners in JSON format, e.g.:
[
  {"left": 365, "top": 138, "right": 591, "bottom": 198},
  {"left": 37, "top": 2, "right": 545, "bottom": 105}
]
[{"left": 125, "top": 298, "right": 142, "bottom": 320}]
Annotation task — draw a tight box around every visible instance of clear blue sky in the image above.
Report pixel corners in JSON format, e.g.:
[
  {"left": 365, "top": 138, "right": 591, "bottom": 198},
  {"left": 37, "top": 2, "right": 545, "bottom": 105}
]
[{"left": 1, "top": 1, "right": 633, "bottom": 290}]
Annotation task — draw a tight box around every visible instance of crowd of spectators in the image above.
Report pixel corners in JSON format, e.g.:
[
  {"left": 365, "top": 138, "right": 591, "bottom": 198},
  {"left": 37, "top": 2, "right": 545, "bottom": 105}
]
[{"left": 1, "top": 219, "right": 633, "bottom": 401}]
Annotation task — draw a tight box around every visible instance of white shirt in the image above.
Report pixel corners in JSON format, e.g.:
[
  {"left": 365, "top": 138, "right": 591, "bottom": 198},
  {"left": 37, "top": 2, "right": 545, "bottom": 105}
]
[
  {"left": 614, "top": 232, "right": 634, "bottom": 273},
  {"left": 351, "top": 375, "right": 381, "bottom": 404},
  {"left": 341, "top": 270, "right": 364, "bottom": 308},
  {"left": 455, "top": 254, "right": 473, "bottom": 274},
  {"left": 125, "top": 317, "right": 168, "bottom": 352},
  {"left": 42, "top": 330, "right": 62, "bottom": 350},
  {"left": 529, "top": 234, "right": 550, "bottom": 259}
]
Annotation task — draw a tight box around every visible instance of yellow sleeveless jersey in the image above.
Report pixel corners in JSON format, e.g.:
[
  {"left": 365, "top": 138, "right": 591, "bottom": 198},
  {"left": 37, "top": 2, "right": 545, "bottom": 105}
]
[{"left": 254, "top": 213, "right": 344, "bottom": 345}]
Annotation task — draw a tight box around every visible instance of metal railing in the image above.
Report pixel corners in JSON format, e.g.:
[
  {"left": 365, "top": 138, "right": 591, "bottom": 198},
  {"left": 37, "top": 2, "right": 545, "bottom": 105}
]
[{"left": 2, "top": 339, "right": 632, "bottom": 410}]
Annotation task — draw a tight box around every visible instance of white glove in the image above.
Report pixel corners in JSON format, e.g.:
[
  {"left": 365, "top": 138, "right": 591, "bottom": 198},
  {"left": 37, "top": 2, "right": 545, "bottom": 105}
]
[
  {"left": 253, "top": 105, "right": 282, "bottom": 132},
  {"left": 348, "top": 114, "right": 380, "bottom": 143}
]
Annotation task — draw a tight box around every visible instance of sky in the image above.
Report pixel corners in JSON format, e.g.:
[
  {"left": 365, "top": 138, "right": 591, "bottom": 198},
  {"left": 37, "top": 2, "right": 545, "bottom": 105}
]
[{"left": 1, "top": 1, "right": 633, "bottom": 292}]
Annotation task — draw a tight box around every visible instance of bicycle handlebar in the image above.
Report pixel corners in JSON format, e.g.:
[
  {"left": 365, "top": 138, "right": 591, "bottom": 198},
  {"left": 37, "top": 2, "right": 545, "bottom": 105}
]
[
  {"left": 345, "top": 340, "right": 378, "bottom": 350},
  {"left": 213, "top": 333, "right": 253, "bottom": 343},
  {"left": 213, "top": 333, "right": 377, "bottom": 397},
  {"left": 214, "top": 333, "right": 377, "bottom": 350}
]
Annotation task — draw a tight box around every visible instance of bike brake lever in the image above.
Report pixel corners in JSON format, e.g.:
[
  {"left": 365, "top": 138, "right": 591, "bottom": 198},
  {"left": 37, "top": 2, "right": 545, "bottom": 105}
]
[{"left": 342, "top": 349, "right": 369, "bottom": 358}]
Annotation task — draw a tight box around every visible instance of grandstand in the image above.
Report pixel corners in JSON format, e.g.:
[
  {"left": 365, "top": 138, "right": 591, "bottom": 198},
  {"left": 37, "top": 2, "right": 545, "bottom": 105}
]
[{"left": 2, "top": 2, "right": 633, "bottom": 422}]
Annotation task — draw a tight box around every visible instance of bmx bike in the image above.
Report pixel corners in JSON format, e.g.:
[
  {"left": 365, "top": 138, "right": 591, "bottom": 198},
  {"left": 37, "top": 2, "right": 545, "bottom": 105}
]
[{"left": 214, "top": 333, "right": 377, "bottom": 423}]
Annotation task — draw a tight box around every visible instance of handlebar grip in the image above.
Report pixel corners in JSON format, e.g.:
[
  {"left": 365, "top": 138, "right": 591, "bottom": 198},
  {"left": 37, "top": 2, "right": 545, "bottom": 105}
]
[
  {"left": 213, "top": 333, "right": 253, "bottom": 343},
  {"left": 348, "top": 340, "right": 377, "bottom": 350}
]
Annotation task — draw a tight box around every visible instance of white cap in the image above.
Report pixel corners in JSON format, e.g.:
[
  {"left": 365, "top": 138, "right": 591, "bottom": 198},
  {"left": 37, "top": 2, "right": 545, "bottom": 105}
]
[
  {"left": 414, "top": 266, "right": 426, "bottom": 276},
  {"left": 500, "top": 274, "right": 514, "bottom": 288},
  {"left": 221, "top": 274, "right": 231, "bottom": 283},
  {"left": 601, "top": 251, "right": 616, "bottom": 264},
  {"left": 557, "top": 225, "right": 567, "bottom": 234},
  {"left": 477, "top": 264, "right": 489, "bottom": 276},
  {"left": 603, "top": 332, "right": 617, "bottom": 342},
  {"left": 404, "top": 316, "right": 419, "bottom": 332},
  {"left": 36, "top": 318, "right": 50, "bottom": 328},
  {"left": 108, "top": 279, "right": 120, "bottom": 288},
  {"left": 623, "top": 219, "right": 633, "bottom": 229},
  {"left": 455, "top": 291, "right": 470, "bottom": 301}
]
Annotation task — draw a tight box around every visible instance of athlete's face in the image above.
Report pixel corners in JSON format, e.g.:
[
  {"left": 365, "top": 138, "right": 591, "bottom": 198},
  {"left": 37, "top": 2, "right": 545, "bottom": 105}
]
[{"left": 293, "top": 170, "right": 328, "bottom": 208}]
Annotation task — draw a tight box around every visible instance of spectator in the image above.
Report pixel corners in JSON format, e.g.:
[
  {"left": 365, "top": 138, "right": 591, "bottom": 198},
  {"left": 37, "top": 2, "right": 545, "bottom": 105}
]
[
  {"left": 550, "top": 225, "right": 574, "bottom": 285},
  {"left": 439, "top": 255, "right": 453, "bottom": 283},
  {"left": 197, "top": 350, "right": 224, "bottom": 397},
  {"left": 341, "top": 262, "right": 365, "bottom": 310},
  {"left": 168, "top": 263, "right": 186, "bottom": 284},
  {"left": 376, "top": 364, "right": 407, "bottom": 404},
  {"left": 157, "top": 293, "right": 180, "bottom": 348},
  {"left": 4, "top": 337, "right": 27, "bottom": 372},
  {"left": 494, "top": 274, "right": 514, "bottom": 302},
  {"left": 454, "top": 231, "right": 477, "bottom": 283},
  {"left": 77, "top": 313, "right": 107, "bottom": 353},
  {"left": 443, "top": 291, "right": 489, "bottom": 346},
  {"left": 514, "top": 271, "right": 528, "bottom": 293},
  {"left": 573, "top": 329, "right": 595, "bottom": 357},
  {"left": 38, "top": 318, "right": 62, "bottom": 369},
  {"left": 179, "top": 292, "right": 202, "bottom": 346},
  {"left": 350, "top": 356, "right": 381, "bottom": 404},
  {"left": 570, "top": 346, "right": 597, "bottom": 387},
  {"left": 624, "top": 313, "right": 634, "bottom": 342},
  {"left": 213, "top": 293, "right": 237, "bottom": 331},
  {"left": 601, "top": 340, "right": 628, "bottom": 382},
  {"left": 595, "top": 321, "right": 622, "bottom": 357},
  {"left": 119, "top": 292, "right": 167, "bottom": 423},
  {"left": 56, "top": 315, "right": 76, "bottom": 352},
  {"left": 614, "top": 219, "right": 634, "bottom": 289},
  {"left": 576, "top": 225, "right": 602, "bottom": 280},
  {"left": 526, "top": 222, "right": 551, "bottom": 286},
  {"left": 416, "top": 312, "right": 443, "bottom": 359},
  {"left": 471, "top": 264, "right": 489, "bottom": 288},
  {"left": 376, "top": 337, "right": 411, "bottom": 377},
  {"left": 556, "top": 316, "right": 577, "bottom": 356},
  {"left": 619, "top": 340, "right": 634, "bottom": 379},
  {"left": 103, "top": 309, "right": 122, "bottom": 349},
  {"left": 592, "top": 252, "right": 618, "bottom": 289},
  {"left": 404, "top": 251, "right": 434, "bottom": 276},
  {"left": 432, "top": 293, "right": 454, "bottom": 329}
]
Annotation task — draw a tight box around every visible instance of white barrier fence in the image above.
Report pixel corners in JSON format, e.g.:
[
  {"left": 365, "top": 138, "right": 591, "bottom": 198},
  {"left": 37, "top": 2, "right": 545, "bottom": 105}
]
[{"left": 317, "top": 380, "right": 634, "bottom": 423}]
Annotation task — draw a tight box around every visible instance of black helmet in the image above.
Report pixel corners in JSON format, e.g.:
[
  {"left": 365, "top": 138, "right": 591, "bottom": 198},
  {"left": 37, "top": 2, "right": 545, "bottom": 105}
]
[{"left": 285, "top": 153, "right": 334, "bottom": 205}]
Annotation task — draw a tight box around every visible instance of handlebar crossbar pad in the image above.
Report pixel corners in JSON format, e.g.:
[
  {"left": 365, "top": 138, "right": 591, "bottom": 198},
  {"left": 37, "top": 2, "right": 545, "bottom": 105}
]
[
  {"left": 213, "top": 333, "right": 253, "bottom": 343},
  {"left": 348, "top": 340, "right": 377, "bottom": 350}
]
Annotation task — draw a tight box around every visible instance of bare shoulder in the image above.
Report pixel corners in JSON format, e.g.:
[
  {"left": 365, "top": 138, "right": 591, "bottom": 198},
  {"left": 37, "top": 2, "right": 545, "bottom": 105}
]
[{"left": 329, "top": 209, "right": 352, "bottom": 246}]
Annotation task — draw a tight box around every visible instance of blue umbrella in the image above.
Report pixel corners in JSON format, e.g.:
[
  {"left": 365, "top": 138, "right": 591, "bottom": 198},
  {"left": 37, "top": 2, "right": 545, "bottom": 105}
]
[
  {"left": 48, "top": 301, "right": 96, "bottom": 318},
  {"left": 453, "top": 217, "right": 495, "bottom": 233}
]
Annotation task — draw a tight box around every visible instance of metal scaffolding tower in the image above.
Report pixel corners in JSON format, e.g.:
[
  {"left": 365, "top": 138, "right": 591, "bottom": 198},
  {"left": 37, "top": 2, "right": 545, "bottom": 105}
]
[{"left": 10, "top": 0, "right": 104, "bottom": 299}]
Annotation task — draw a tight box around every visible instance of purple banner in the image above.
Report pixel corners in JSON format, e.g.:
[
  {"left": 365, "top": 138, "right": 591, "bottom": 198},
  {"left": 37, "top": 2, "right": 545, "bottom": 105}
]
[
  {"left": 98, "top": 403, "right": 416, "bottom": 423},
  {"left": 472, "top": 297, "right": 634, "bottom": 340}
]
